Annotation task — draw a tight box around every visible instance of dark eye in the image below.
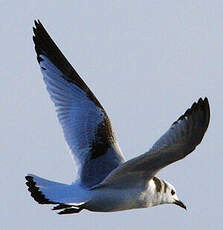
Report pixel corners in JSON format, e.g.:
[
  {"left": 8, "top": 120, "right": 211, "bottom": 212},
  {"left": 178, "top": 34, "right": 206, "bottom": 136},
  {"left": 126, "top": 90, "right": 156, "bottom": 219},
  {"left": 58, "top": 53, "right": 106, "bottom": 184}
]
[{"left": 171, "top": 190, "right": 175, "bottom": 195}]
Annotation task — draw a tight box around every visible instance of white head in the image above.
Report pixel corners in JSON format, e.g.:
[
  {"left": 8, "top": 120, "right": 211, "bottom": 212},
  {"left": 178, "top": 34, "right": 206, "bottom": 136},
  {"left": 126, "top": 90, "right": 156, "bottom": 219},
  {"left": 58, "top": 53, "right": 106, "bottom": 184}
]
[{"left": 152, "top": 177, "right": 186, "bottom": 210}]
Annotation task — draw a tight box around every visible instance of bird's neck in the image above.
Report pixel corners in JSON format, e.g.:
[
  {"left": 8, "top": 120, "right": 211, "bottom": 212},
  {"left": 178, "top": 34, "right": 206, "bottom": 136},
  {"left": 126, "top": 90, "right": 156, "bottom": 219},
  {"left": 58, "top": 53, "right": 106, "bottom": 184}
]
[{"left": 144, "top": 177, "right": 166, "bottom": 207}]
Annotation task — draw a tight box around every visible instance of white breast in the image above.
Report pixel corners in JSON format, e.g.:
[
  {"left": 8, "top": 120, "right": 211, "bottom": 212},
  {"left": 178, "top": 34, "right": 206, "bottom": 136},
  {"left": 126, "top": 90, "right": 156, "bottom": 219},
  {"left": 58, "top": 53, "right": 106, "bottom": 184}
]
[{"left": 86, "top": 179, "right": 160, "bottom": 212}]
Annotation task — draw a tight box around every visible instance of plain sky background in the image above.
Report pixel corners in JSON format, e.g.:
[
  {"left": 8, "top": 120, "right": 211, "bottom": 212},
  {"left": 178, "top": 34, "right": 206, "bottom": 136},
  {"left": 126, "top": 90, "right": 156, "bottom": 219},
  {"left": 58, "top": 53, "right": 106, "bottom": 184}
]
[{"left": 1, "top": 0, "right": 222, "bottom": 229}]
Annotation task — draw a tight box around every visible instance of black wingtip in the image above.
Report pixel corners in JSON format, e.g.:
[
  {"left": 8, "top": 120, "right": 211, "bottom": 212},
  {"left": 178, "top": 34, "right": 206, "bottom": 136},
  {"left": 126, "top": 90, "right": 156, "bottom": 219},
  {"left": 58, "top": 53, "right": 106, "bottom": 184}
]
[
  {"left": 33, "top": 20, "right": 42, "bottom": 35},
  {"left": 33, "top": 20, "right": 46, "bottom": 41},
  {"left": 32, "top": 20, "right": 105, "bottom": 110},
  {"left": 34, "top": 19, "right": 38, "bottom": 27},
  {"left": 178, "top": 97, "right": 210, "bottom": 124},
  {"left": 34, "top": 19, "right": 42, "bottom": 28},
  {"left": 174, "top": 97, "right": 210, "bottom": 149}
]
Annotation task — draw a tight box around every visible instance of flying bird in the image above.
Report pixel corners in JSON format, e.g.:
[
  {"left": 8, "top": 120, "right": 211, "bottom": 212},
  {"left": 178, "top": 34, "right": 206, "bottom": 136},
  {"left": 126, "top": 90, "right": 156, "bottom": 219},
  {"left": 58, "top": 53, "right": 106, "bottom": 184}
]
[{"left": 25, "top": 20, "right": 210, "bottom": 214}]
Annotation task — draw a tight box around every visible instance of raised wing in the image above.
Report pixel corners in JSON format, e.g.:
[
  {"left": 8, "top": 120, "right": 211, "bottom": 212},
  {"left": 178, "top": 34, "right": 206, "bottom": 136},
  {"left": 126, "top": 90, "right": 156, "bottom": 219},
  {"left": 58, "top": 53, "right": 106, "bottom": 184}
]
[
  {"left": 98, "top": 98, "right": 210, "bottom": 189},
  {"left": 33, "top": 20, "right": 125, "bottom": 187}
]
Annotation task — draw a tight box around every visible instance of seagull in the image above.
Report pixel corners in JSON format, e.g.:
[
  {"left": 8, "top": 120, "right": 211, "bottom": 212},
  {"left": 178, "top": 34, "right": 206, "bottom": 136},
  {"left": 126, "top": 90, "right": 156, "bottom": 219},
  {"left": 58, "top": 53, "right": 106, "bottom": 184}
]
[{"left": 25, "top": 20, "right": 210, "bottom": 215}]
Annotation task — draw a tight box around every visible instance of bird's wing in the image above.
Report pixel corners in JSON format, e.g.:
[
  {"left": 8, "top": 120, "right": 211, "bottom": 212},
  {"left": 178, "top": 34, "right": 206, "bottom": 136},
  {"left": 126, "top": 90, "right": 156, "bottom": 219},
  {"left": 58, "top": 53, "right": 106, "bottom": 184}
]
[
  {"left": 33, "top": 20, "right": 125, "bottom": 187},
  {"left": 97, "top": 98, "right": 210, "bottom": 189}
]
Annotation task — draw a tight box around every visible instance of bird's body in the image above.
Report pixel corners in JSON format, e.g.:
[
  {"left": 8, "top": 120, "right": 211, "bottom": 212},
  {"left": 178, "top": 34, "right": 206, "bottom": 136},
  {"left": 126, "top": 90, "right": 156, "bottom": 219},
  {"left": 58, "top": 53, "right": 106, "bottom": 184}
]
[
  {"left": 86, "top": 177, "right": 169, "bottom": 212},
  {"left": 26, "top": 20, "right": 210, "bottom": 214},
  {"left": 86, "top": 180, "right": 153, "bottom": 212},
  {"left": 27, "top": 173, "right": 173, "bottom": 213}
]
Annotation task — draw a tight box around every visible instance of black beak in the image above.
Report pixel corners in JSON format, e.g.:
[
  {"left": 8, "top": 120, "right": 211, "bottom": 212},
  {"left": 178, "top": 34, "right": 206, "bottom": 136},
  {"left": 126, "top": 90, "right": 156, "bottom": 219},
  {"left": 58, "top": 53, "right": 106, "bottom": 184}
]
[{"left": 174, "top": 200, "right": 187, "bottom": 210}]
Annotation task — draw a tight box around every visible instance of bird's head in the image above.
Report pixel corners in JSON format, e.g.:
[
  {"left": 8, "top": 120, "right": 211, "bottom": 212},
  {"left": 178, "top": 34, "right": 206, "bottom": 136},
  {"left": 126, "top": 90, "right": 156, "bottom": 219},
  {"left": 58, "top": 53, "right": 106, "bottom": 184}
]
[{"left": 160, "top": 180, "right": 186, "bottom": 210}]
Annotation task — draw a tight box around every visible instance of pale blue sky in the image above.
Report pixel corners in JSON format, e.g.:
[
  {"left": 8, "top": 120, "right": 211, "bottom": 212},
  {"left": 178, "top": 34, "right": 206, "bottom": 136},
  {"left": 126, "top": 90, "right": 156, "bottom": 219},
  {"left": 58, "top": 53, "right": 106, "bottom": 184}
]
[{"left": 1, "top": 1, "right": 222, "bottom": 229}]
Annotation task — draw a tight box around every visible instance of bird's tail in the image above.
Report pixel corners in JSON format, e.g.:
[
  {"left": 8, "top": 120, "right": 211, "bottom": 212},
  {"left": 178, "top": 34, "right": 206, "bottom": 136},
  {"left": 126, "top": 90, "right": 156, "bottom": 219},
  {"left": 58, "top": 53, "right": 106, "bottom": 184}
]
[{"left": 25, "top": 174, "right": 86, "bottom": 214}]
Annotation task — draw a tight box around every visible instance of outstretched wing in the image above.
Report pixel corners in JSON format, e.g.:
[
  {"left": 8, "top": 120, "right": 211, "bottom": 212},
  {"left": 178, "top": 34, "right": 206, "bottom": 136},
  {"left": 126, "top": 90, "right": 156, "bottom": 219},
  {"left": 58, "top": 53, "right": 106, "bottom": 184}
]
[
  {"left": 98, "top": 98, "right": 210, "bottom": 189},
  {"left": 33, "top": 20, "right": 125, "bottom": 187}
]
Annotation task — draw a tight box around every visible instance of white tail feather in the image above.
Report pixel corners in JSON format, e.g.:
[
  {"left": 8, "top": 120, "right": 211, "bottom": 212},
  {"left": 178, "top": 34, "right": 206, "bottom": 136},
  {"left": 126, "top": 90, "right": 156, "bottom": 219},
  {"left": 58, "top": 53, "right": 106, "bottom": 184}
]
[{"left": 26, "top": 174, "right": 88, "bottom": 205}]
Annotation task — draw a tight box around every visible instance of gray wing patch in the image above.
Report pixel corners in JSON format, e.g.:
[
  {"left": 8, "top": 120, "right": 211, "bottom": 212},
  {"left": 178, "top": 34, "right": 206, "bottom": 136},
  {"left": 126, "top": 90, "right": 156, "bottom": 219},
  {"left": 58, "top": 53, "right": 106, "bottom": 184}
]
[
  {"left": 151, "top": 97, "right": 210, "bottom": 156},
  {"left": 96, "top": 98, "right": 210, "bottom": 189}
]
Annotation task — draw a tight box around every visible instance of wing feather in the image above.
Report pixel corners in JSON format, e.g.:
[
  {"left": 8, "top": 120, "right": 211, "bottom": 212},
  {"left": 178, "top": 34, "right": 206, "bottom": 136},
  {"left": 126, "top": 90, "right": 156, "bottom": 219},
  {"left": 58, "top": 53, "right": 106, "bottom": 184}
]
[
  {"left": 33, "top": 20, "right": 125, "bottom": 187},
  {"left": 98, "top": 98, "right": 210, "bottom": 189}
]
